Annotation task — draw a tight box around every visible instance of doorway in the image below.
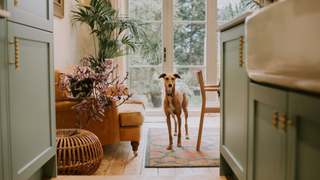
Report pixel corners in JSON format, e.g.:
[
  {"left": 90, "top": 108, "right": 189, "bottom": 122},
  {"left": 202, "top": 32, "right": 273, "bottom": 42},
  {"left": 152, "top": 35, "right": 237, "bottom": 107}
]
[{"left": 127, "top": 0, "right": 218, "bottom": 113}]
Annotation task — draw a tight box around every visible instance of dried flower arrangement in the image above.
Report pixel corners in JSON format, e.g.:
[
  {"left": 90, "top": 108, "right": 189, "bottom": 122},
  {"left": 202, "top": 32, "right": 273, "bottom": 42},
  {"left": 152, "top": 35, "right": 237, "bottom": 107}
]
[{"left": 58, "top": 56, "right": 131, "bottom": 129}]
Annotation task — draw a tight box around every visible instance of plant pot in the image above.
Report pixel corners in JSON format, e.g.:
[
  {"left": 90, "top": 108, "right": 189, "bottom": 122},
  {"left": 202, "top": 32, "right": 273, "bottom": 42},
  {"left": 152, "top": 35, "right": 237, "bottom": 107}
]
[
  {"left": 70, "top": 79, "right": 93, "bottom": 97},
  {"left": 151, "top": 95, "right": 162, "bottom": 107},
  {"left": 193, "top": 89, "right": 200, "bottom": 96}
]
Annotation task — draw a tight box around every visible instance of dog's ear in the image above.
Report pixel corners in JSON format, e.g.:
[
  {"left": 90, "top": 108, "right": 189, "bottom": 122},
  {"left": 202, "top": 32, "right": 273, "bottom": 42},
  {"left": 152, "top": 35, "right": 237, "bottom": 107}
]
[
  {"left": 173, "top": 74, "right": 181, "bottom": 79},
  {"left": 159, "top": 73, "right": 166, "bottom": 79}
]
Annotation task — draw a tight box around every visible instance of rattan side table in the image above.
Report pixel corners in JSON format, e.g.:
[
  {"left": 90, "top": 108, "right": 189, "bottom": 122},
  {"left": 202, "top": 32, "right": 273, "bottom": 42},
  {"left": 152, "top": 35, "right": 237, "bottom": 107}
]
[{"left": 56, "top": 129, "right": 103, "bottom": 175}]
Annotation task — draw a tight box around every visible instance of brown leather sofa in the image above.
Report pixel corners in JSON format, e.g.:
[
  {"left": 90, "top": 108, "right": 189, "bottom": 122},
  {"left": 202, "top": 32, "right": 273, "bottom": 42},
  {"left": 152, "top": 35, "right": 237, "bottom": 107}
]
[{"left": 55, "top": 66, "right": 146, "bottom": 156}]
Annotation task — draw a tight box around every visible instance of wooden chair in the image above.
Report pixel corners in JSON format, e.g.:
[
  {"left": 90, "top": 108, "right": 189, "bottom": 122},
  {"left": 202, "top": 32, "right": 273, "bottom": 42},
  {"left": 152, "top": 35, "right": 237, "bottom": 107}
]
[{"left": 196, "top": 70, "right": 220, "bottom": 151}]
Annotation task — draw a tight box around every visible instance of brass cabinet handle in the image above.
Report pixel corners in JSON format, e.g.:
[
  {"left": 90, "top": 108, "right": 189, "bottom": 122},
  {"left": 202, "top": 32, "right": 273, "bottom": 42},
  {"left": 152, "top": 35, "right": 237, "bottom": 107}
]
[
  {"left": 15, "top": 0, "right": 18, "bottom": 6},
  {"left": 239, "top": 36, "right": 245, "bottom": 68},
  {"left": 9, "top": 37, "right": 19, "bottom": 70},
  {"left": 273, "top": 110, "right": 278, "bottom": 129},
  {"left": 279, "top": 114, "right": 293, "bottom": 133}
]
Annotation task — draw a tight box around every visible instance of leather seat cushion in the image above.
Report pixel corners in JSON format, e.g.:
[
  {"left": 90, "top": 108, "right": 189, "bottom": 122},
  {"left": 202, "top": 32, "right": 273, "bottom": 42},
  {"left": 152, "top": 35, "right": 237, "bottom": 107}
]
[{"left": 118, "top": 104, "right": 145, "bottom": 127}]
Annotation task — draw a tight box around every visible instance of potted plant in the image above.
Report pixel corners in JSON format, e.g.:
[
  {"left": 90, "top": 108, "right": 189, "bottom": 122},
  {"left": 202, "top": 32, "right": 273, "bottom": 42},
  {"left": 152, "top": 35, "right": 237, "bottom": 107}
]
[
  {"left": 184, "top": 70, "right": 200, "bottom": 96},
  {"left": 72, "top": 0, "right": 145, "bottom": 70},
  {"left": 56, "top": 56, "right": 131, "bottom": 175},
  {"left": 148, "top": 80, "right": 162, "bottom": 107},
  {"left": 58, "top": 56, "right": 131, "bottom": 129},
  {"left": 176, "top": 81, "right": 192, "bottom": 99}
]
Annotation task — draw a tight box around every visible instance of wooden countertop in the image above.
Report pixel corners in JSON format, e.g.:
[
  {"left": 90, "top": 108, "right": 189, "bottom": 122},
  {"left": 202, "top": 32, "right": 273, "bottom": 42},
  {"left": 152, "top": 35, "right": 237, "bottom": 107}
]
[
  {"left": 0, "top": 9, "right": 10, "bottom": 18},
  {"left": 216, "top": 12, "right": 252, "bottom": 32}
]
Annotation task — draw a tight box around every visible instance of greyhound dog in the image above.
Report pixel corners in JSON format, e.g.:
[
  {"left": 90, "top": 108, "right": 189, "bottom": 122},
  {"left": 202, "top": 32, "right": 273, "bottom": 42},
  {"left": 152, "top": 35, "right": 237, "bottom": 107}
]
[{"left": 159, "top": 73, "right": 189, "bottom": 150}]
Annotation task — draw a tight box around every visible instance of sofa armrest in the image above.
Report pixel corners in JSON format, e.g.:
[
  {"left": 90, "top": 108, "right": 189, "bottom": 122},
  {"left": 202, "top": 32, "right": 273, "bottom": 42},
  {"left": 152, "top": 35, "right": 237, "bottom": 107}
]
[{"left": 55, "top": 100, "right": 121, "bottom": 145}]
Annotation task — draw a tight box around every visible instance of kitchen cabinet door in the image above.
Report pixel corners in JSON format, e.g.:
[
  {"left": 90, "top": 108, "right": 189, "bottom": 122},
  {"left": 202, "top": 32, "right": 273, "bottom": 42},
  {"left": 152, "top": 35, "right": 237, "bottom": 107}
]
[
  {"left": 220, "top": 23, "right": 249, "bottom": 180},
  {"left": 7, "top": 22, "right": 56, "bottom": 180},
  {"left": 0, "top": 18, "right": 6, "bottom": 180},
  {"left": 287, "top": 92, "right": 320, "bottom": 180},
  {"left": 248, "top": 83, "right": 287, "bottom": 180},
  {"left": 7, "top": 0, "right": 53, "bottom": 32}
]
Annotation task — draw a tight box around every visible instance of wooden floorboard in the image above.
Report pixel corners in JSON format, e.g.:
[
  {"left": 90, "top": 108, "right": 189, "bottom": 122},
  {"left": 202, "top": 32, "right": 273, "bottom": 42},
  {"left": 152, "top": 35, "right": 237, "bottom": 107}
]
[
  {"left": 105, "top": 142, "right": 131, "bottom": 175},
  {"left": 93, "top": 143, "right": 119, "bottom": 175},
  {"left": 158, "top": 168, "right": 176, "bottom": 175},
  {"left": 192, "top": 168, "right": 212, "bottom": 175},
  {"left": 209, "top": 168, "right": 220, "bottom": 174},
  {"left": 47, "top": 174, "right": 229, "bottom": 180},
  {"left": 175, "top": 168, "right": 194, "bottom": 175},
  {"left": 53, "top": 115, "right": 224, "bottom": 179}
]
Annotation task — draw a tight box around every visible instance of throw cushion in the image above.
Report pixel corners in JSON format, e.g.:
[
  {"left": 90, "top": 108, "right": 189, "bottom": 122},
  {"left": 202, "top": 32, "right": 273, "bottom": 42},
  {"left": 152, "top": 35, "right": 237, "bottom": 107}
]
[{"left": 118, "top": 104, "right": 145, "bottom": 127}]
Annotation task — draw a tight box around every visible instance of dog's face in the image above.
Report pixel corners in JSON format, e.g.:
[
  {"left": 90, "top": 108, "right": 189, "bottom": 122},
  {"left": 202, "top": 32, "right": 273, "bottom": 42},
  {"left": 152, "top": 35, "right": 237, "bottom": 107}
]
[{"left": 159, "top": 73, "right": 181, "bottom": 93}]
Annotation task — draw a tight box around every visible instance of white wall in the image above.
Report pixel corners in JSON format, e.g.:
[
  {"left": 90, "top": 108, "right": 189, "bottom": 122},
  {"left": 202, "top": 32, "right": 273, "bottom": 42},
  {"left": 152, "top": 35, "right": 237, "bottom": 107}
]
[
  {"left": 53, "top": 0, "right": 128, "bottom": 84},
  {"left": 53, "top": 0, "right": 94, "bottom": 69}
]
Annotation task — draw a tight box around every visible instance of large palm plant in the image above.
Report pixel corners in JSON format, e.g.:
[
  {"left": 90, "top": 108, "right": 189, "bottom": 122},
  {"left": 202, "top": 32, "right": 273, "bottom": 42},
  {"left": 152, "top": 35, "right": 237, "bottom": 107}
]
[{"left": 72, "top": 0, "right": 144, "bottom": 69}]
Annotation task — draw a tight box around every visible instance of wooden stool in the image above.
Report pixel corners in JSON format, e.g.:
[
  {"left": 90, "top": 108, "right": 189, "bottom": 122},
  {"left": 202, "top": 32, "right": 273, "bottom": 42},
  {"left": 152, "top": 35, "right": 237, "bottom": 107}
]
[{"left": 56, "top": 129, "right": 103, "bottom": 175}]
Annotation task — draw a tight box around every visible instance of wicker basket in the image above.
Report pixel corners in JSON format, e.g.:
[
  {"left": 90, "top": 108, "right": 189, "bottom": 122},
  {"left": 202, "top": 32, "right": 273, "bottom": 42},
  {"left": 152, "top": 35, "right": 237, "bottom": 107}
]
[{"left": 56, "top": 129, "right": 103, "bottom": 175}]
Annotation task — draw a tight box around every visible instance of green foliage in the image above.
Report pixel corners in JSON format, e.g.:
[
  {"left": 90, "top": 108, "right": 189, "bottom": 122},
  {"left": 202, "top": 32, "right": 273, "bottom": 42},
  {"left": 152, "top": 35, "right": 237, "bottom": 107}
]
[
  {"left": 218, "top": 0, "right": 249, "bottom": 22},
  {"left": 184, "top": 69, "right": 199, "bottom": 87},
  {"left": 129, "top": 0, "right": 207, "bottom": 69},
  {"left": 173, "top": 0, "right": 206, "bottom": 70},
  {"left": 176, "top": 81, "right": 192, "bottom": 99},
  {"left": 245, "top": 0, "right": 279, "bottom": 10},
  {"left": 147, "top": 80, "right": 162, "bottom": 96},
  {"left": 72, "top": 0, "right": 145, "bottom": 69},
  {"left": 131, "top": 23, "right": 162, "bottom": 65},
  {"left": 129, "top": 24, "right": 162, "bottom": 66},
  {"left": 129, "top": 0, "right": 162, "bottom": 66},
  {"left": 128, "top": 0, "right": 253, "bottom": 106},
  {"left": 129, "top": 0, "right": 162, "bottom": 21}
]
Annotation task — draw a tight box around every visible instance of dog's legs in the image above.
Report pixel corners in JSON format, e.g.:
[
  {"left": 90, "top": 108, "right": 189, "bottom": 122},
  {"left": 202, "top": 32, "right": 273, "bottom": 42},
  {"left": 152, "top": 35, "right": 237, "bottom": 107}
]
[
  {"left": 177, "top": 115, "right": 182, "bottom": 147},
  {"left": 183, "top": 108, "right": 189, "bottom": 139},
  {"left": 166, "top": 115, "right": 173, "bottom": 150},
  {"left": 171, "top": 115, "right": 178, "bottom": 136},
  {"left": 182, "top": 93, "right": 189, "bottom": 139}
]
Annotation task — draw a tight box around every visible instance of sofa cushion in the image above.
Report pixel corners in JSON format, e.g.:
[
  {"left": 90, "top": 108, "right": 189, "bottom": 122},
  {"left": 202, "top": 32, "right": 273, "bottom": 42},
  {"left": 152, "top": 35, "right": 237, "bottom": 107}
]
[{"left": 118, "top": 104, "right": 145, "bottom": 127}]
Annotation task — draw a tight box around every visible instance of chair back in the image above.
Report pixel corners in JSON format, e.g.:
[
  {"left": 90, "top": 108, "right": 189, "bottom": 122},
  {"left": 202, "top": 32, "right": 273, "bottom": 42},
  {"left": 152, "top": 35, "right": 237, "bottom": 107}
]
[
  {"left": 196, "top": 70, "right": 206, "bottom": 103},
  {"left": 195, "top": 70, "right": 220, "bottom": 151}
]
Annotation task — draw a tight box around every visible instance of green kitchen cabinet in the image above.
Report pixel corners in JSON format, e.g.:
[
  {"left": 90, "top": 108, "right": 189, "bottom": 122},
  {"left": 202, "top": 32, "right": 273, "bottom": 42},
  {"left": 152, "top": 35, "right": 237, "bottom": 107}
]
[
  {"left": 7, "top": 21, "right": 56, "bottom": 180},
  {"left": 0, "top": 1, "right": 56, "bottom": 179},
  {"left": 6, "top": 0, "right": 53, "bottom": 32},
  {"left": 0, "top": 18, "right": 6, "bottom": 180},
  {"left": 287, "top": 92, "right": 320, "bottom": 180},
  {"left": 248, "top": 83, "right": 320, "bottom": 180},
  {"left": 220, "top": 22, "right": 249, "bottom": 180},
  {"left": 248, "top": 83, "right": 287, "bottom": 180}
]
